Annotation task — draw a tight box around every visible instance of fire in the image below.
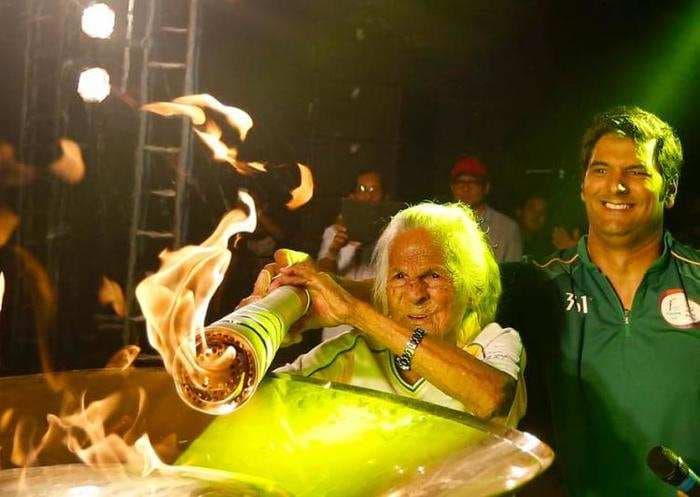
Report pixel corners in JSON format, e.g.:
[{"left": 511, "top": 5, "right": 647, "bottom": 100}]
[
  {"left": 142, "top": 93, "right": 260, "bottom": 175},
  {"left": 173, "top": 94, "right": 253, "bottom": 140},
  {"left": 0, "top": 205, "right": 19, "bottom": 247},
  {"left": 193, "top": 120, "right": 239, "bottom": 167},
  {"left": 5, "top": 379, "right": 181, "bottom": 478},
  {"left": 0, "top": 140, "right": 36, "bottom": 186},
  {"left": 98, "top": 276, "right": 126, "bottom": 317},
  {"left": 286, "top": 163, "right": 314, "bottom": 210},
  {"left": 105, "top": 345, "right": 141, "bottom": 370},
  {"left": 191, "top": 121, "right": 266, "bottom": 175},
  {"left": 136, "top": 191, "right": 256, "bottom": 389},
  {"left": 140, "top": 101, "right": 206, "bottom": 125},
  {"left": 49, "top": 138, "right": 86, "bottom": 184},
  {"left": 47, "top": 390, "right": 153, "bottom": 472},
  {"left": 0, "top": 408, "right": 14, "bottom": 433}
]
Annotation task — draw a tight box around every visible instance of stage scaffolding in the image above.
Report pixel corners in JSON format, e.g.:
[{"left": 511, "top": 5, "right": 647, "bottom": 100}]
[
  {"left": 122, "top": 0, "right": 202, "bottom": 346},
  {"left": 11, "top": 0, "right": 202, "bottom": 361}
]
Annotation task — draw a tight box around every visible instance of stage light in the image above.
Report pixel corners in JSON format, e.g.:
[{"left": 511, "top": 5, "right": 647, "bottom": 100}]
[
  {"left": 77, "top": 67, "right": 111, "bottom": 103},
  {"left": 81, "top": 3, "right": 116, "bottom": 39}
]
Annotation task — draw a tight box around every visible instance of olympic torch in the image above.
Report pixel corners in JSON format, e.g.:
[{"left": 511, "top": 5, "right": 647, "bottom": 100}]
[{"left": 172, "top": 285, "right": 310, "bottom": 415}]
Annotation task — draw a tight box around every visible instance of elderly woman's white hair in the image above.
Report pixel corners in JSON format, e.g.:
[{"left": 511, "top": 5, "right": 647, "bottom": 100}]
[{"left": 371, "top": 202, "right": 501, "bottom": 347}]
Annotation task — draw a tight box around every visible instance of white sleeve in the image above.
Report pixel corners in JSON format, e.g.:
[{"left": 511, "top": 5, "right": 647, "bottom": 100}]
[
  {"left": 504, "top": 222, "right": 523, "bottom": 262},
  {"left": 317, "top": 225, "right": 337, "bottom": 260},
  {"left": 468, "top": 322, "right": 523, "bottom": 380},
  {"left": 274, "top": 357, "right": 303, "bottom": 374}
]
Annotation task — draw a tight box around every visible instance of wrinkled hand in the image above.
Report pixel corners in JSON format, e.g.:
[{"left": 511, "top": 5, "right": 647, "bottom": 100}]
[
  {"left": 234, "top": 249, "right": 313, "bottom": 346},
  {"left": 235, "top": 262, "right": 278, "bottom": 310},
  {"left": 271, "top": 259, "right": 357, "bottom": 332},
  {"left": 328, "top": 224, "right": 349, "bottom": 255},
  {"left": 552, "top": 226, "right": 580, "bottom": 250}
]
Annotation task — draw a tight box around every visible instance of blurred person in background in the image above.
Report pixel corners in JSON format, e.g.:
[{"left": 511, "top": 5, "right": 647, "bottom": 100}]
[
  {"left": 449, "top": 156, "right": 522, "bottom": 262},
  {"left": 515, "top": 193, "right": 552, "bottom": 260},
  {"left": 317, "top": 169, "right": 385, "bottom": 278},
  {"left": 317, "top": 169, "right": 386, "bottom": 340}
]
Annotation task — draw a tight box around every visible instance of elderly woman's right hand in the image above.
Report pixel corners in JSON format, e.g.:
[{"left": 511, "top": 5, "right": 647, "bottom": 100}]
[
  {"left": 271, "top": 257, "right": 357, "bottom": 331},
  {"left": 235, "top": 249, "right": 310, "bottom": 310}
]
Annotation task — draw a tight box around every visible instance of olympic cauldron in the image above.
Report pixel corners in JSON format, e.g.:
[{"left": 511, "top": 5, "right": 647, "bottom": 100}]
[{"left": 0, "top": 365, "right": 552, "bottom": 497}]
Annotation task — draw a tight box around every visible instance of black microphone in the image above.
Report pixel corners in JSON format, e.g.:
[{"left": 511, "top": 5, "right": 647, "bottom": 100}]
[{"left": 647, "top": 445, "right": 700, "bottom": 497}]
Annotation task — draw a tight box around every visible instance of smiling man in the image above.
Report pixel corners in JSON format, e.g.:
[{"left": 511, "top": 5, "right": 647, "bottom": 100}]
[
  {"left": 273, "top": 202, "right": 525, "bottom": 426},
  {"left": 534, "top": 107, "right": 699, "bottom": 496}
]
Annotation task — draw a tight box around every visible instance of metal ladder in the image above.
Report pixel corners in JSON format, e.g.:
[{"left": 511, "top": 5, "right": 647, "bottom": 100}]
[{"left": 123, "top": 0, "right": 201, "bottom": 346}]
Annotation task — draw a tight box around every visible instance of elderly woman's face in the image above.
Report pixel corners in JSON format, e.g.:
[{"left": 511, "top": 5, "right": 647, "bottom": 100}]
[{"left": 386, "top": 228, "right": 463, "bottom": 340}]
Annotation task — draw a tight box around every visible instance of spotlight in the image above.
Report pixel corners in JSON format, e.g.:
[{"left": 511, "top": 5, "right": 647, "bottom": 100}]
[
  {"left": 77, "top": 67, "right": 111, "bottom": 103},
  {"left": 81, "top": 3, "right": 116, "bottom": 39}
]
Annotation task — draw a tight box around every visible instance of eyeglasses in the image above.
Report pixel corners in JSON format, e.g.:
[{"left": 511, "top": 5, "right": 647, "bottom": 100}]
[
  {"left": 452, "top": 178, "right": 484, "bottom": 189},
  {"left": 388, "top": 271, "right": 452, "bottom": 289},
  {"left": 357, "top": 184, "right": 377, "bottom": 193}
]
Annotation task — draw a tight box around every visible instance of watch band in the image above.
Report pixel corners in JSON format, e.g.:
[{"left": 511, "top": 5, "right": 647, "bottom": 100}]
[{"left": 394, "top": 328, "right": 427, "bottom": 371}]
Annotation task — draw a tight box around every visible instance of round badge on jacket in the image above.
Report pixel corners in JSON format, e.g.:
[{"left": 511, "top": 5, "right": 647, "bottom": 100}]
[{"left": 659, "top": 288, "right": 700, "bottom": 329}]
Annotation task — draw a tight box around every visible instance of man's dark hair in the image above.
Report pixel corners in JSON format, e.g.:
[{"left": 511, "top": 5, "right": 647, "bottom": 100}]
[{"left": 580, "top": 106, "right": 683, "bottom": 194}]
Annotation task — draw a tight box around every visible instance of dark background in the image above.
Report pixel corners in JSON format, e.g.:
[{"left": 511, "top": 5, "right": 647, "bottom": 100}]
[{"left": 0, "top": 0, "right": 698, "bottom": 372}]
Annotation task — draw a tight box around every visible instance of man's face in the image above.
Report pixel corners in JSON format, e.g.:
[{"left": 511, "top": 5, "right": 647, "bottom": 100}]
[
  {"left": 386, "top": 228, "right": 463, "bottom": 341},
  {"left": 582, "top": 132, "right": 669, "bottom": 244},
  {"left": 519, "top": 197, "right": 547, "bottom": 234},
  {"left": 450, "top": 174, "right": 489, "bottom": 209},
  {"left": 351, "top": 172, "right": 384, "bottom": 203}
]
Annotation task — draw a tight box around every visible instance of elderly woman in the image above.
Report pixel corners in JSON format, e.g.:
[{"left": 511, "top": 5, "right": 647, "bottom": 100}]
[{"left": 271, "top": 202, "right": 525, "bottom": 426}]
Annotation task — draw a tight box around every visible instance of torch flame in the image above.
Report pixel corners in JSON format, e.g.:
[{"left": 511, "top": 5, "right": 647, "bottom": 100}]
[
  {"left": 105, "top": 345, "right": 141, "bottom": 370},
  {"left": 173, "top": 94, "right": 253, "bottom": 140},
  {"left": 0, "top": 140, "right": 36, "bottom": 186},
  {"left": 0, "top": 408, "right": 14, "bottom": 433},
  {"left": 0, "top": 205, "right": 19, "bottom": 247},
  {"left": 193, "top": 120, "right": 239, "bottom": 165},
  {"left": 136, "top": 191, "right": 256, "bottom": 383},
  {"left": 49, "top": 138, "right": 86, "bottom": 184},
  {"left": 140, "top": 102, "right": 206, "bottom": 125},
  {"left": 143, "top": 94, "right": 261, "bottom": 175},
  {"left": 98, "top": 276, "right": 126, "bottom": 318},
  {"left": 286, "top": 163, "right": 314, "bottom": 210}
]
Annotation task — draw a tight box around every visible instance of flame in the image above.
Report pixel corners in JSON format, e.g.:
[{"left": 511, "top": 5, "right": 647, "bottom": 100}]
[
  {"left": 236, "top": 160, "right": 267, "bottom": 173},
  {"left": 0, "top": 140, "right": 36, "bottom": 186},
  {"left": 49, "top": 138, "right": 86, "bottom": 184},
  {"left": 136, "top": 191, "right": 256, "bottom": 380},
  {"left": 191, "top": 122, "right": 266, "bottom": 175},
  {"left": 286, "top": 163, "right": 314, "bottom": 210},
  {"left": 0, "top": 205, "right": 19, "bottom": 247},
  {"left": 0, "top": 408, "right": 14, "bottom": 432},
  {"left": 141, "top": 102, "right": 206, "bottom": 125},
  {"left": 98, "top": 276, "right": 126, "bottom": 317},
  {"left": 10, "top": 415, "right": 63, "bottom": 467},
  {"left": 193, "top": 120, "right": 239, "bottom": 165},
  {"left": 7, "top": 385, "right": 174, "bottom": 478},
  {"left": 105, "top": 345, "right": 141, "bottom": 370},
  {"left": 173, "top": 94, "right": 253, "bottom": 140},
  {"left": 12, "top": 246, "right": 62, "bottom": 391},
  {"left": 48, "top": 392, "right": 144, "bottom": 472},
  {"left": 143, "top": 94, "right": 260, "bottom": 175}
]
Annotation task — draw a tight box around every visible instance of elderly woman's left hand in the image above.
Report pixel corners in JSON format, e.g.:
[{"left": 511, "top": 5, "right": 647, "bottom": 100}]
[{"left": 271, "top": 258, "right": 357, "bottom": 331}]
